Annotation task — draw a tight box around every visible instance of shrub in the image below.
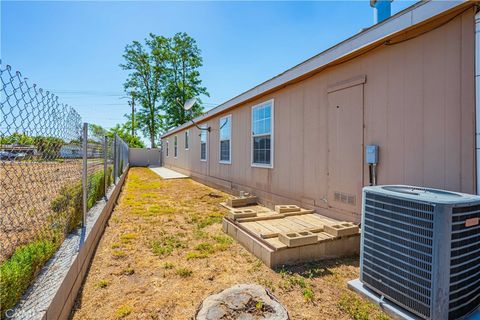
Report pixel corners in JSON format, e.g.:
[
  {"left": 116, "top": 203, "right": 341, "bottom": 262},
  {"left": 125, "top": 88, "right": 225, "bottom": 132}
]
[{"left": 0, "top": 240, "right": 56, "bottom": 315}]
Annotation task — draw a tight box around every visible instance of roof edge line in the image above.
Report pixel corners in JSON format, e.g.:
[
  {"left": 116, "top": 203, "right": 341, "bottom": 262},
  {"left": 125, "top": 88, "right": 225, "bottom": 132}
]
[{"left": 161, "top": 0, "right": 470, "bottom": 139}]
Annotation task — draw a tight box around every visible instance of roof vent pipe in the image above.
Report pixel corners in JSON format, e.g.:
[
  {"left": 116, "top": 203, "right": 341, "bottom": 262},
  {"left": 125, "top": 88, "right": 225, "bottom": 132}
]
[{"left": 370, "top": 0, "right": 392, "bottom": 24}]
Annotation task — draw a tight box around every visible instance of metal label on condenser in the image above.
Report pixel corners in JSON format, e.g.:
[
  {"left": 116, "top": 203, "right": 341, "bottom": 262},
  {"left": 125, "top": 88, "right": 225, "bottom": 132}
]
[{"left": 465, "top": 217, "right": 479, "bottom": 227}]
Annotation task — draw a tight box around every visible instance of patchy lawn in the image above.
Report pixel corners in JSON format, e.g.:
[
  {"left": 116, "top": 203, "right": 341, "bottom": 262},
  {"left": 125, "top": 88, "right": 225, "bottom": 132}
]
[{"left": 71, "top": 167, "right": 389, "bottom": 320}]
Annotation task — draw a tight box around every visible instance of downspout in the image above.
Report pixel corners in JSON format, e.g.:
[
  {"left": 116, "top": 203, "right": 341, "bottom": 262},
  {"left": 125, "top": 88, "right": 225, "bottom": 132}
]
[{"left": 476, "top": 7, "right": 480, "bottom": 194}]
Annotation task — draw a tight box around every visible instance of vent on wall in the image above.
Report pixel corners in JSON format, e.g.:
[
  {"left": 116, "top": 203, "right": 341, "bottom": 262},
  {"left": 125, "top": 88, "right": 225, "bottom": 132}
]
[
  {"left": 360, "top": 185, "right": 480, "bottom": 320},
  {"left": 334, "top": 191, "right": 356, "bottom": 206}
]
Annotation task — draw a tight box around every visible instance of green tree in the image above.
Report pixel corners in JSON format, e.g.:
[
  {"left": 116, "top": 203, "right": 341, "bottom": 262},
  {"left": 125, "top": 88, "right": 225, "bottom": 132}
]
[
  {"left": 89, "top": 124, "right": 107, "bottom": 142},
  {"left": 108, "top": 124, "right": 145, "bottom": 148},
  {"left": 0, "top": 132, "right": 34, "bottom": 145},
  {"left": 121, "top": 32, "right": 208, "bottom": 146},
  {"left": 121, "top": 34, "right": 169, "bottom": 148},
  {"left": 162, "top": 32, "right": 209, "bottom": 128}
]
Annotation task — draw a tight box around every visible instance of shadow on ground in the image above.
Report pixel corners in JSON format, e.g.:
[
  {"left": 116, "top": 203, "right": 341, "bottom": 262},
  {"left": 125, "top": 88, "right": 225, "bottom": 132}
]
[{"left": 274, "top": 256, "right": 359, "bottom": 279}]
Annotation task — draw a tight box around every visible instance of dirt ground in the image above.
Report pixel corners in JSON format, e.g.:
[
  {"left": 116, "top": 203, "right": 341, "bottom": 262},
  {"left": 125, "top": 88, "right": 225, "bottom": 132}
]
[{"left": 71, "top": 167, "right": 389, "bottom": 320}]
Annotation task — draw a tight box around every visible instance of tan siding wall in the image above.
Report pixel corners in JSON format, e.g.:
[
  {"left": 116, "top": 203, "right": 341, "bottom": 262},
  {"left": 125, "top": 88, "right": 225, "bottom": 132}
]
[{"left": 162, "top": 11, "right": 475, "bottom": 222}]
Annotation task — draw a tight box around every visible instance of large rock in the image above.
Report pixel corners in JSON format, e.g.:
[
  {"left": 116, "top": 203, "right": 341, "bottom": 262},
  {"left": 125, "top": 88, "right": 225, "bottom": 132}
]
[{"left": 195, "top": 284, "right": 289, "bottom": 320}]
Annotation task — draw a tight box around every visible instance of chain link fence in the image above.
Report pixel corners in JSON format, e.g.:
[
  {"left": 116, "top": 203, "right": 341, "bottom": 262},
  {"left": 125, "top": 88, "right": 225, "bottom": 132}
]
[{"left": 0, "top": 63, "right": 130, "bottom": 314}]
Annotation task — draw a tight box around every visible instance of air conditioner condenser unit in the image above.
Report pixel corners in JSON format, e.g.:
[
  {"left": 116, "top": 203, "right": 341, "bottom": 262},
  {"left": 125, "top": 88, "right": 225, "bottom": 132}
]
[{"left": 360, "top": 185, "right": 480, "bottom": 320}]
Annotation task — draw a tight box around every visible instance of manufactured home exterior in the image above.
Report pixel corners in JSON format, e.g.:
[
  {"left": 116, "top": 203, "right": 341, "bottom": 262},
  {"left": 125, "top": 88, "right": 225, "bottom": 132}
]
[{"left": 161, "top": 1, "right": 477, "bottom": 222}]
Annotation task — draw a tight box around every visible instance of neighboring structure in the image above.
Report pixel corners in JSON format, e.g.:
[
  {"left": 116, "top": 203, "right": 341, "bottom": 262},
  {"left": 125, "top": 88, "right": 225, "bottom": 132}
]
[
  {"left": 161, "top": 1, "right": 477, "bottom": 223},
  {"left": 59, "top": 144, "right": 82, "bottom": 158},
  {"left": 1, "top": 144, "right": 38, "bottom": 156}
]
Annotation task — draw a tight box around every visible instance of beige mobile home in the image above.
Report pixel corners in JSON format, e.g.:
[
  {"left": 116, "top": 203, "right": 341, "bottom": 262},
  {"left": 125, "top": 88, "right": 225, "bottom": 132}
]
[{"left": 161, "top": 1, "right": 478, "bottom": 223}]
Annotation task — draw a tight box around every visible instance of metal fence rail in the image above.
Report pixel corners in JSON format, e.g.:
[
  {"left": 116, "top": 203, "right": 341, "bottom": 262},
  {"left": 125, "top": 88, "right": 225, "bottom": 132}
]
[{"left": 0, "top": 63, "right": 129, "bottom": 313}]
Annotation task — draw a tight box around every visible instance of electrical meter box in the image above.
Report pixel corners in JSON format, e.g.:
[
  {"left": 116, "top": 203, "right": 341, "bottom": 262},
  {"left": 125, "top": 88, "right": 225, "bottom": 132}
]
[{"left": 365, "top": 144, "right": 378, "bottom": 164}]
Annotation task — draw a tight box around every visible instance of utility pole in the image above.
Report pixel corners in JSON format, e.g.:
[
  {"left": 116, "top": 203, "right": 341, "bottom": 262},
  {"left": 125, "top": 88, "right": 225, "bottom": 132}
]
[{"left": 128, "top": 93, "right": 135, "bottom": 137}]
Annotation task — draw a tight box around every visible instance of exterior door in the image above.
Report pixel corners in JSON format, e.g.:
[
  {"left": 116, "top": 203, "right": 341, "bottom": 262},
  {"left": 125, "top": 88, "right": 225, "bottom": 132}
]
[{"left": 327, "top": 84, "right": 364, "bottom": 214}]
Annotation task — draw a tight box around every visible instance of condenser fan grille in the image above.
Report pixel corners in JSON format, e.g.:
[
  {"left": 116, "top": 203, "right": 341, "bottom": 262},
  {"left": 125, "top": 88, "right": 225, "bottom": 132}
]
[{"left": 362, "top": 193, "right": 434, "bottom": 319}]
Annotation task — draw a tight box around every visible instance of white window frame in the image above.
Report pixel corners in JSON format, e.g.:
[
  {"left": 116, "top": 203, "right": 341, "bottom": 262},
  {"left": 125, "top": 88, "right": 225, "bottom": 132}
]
[
  {"left": 166, "top": 140, "right": 169, "bottom": 157},
  {"left": 185, "top": 130, "right": 189, "bottom": 150},
  {"left": 174, "top": 135, "right": 178, "bottom": 158},
  {"left": 251, "top": 99, "right": 274, "bottom": 168},
  {"left": 200, "top": 124, "right": 208, "bottom": 162},
  {"left": 219, "top": 114, "right": 232, "bottom": 165}
]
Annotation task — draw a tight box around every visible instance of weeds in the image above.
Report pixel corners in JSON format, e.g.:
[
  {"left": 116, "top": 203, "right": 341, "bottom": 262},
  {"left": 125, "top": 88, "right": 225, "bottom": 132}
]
[
  {"left": 176, "top": 268, "right": 193, "bottom": 278},
  {"left": 115, "top": 305, "right": 132, "bottom": 319},
  {"left": 1, "top": 168, "right": 114, "bottom": 314},
  {"left": 0, "top": 240, "right": 56, "bottom": 315},
  {"left": 338, "top": 293, "right": 389, "bottom": 320},
  {"left": 122, "top": 266, "right": 135, "bottom": 275},
  {"left": 191, "top": 212, "right": 224, "bottom": 229},
  {"left": 151, "top": 235, "right": 186, "bottom": 257},
  {"left": 163, "top": 262, "right": 175, "bottom": 269},
  {"left": 302, "top": 287, "right": 314, "bottom": 302},
  {"left": 193, "top": 229, "right": 208, "bottom": 239},
  {"left": 111, "top": 243, "right": 121, "bottom": 249},
  {"left": 277, "top": 268, "right": 315, "bottom": 303},
  {"left": 186, "top": 252, "right": 209, "bottom": 260},
  {"left": 195, "top": 242, "right": 214, "bottom": 254},
  {"left": 212, "top": 234, "right": 233, "bottom": 251},
  {"left": 97, "top": 279, "right": 110, "bottom": 288},
  {"left": 255, "top": 300, "right": 264, "bottom": 310},
  {"left": 112, "top": 249, "right": 126, "bottom": 258},
  {"left": 147, "top": 204, "right": 175, "bottom": 215},
  {"left": 120, "top": 233, "right": 137, "bottom": 244}
]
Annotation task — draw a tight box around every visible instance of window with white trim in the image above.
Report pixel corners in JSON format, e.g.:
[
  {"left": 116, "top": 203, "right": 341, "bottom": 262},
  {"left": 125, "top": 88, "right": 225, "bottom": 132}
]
[
  {"left": 185, "top": 131, "right": 189, "bottom": 150},
  {"left": 219, "top": 115, "right": 231, "bottom": 163},
  {"left": 200, "top": 125, "right": 207, "bottom": 161},
  {"left": 166, "top": 140, "right": 169, "bottom": 157},
  {"left": 251, "top": 100, "right": 273, "bottom": 167},
  {"left": 174, "top": 135, "right": 178, "bottom": 157}
]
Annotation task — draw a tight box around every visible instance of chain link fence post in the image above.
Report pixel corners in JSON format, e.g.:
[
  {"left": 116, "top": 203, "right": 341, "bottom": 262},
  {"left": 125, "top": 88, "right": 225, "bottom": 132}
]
[
  {"left": 103, "top": 135, "right": 108, "bottom": 199},
  {"left": 82, "top": 122, "right": 88, "bottom": 228},
  {"left": 113, "top": 133, "right": 118, "bottom": 184}
]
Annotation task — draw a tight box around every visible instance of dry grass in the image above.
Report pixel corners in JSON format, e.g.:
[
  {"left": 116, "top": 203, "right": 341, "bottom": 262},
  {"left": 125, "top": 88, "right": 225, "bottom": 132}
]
[{"left": 71, "top": 167, "right": 389, "bottom": 320}]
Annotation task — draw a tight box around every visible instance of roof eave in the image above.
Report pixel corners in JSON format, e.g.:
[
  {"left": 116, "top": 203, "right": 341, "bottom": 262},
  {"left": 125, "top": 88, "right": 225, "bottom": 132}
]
[{"left": 161, "top": 0, "right": 472, "bottom": 139}]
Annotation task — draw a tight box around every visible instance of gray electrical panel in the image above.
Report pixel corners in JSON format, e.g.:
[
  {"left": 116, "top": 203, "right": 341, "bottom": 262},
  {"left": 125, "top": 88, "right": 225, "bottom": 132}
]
[{"left": 365, "top": 144, "right": 378, "bottom": 164}]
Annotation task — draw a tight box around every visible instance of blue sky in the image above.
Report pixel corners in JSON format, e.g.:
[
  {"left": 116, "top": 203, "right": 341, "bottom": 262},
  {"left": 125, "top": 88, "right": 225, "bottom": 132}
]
[{"left": 1, "top": 0, "right": 415, "bottom": 134}]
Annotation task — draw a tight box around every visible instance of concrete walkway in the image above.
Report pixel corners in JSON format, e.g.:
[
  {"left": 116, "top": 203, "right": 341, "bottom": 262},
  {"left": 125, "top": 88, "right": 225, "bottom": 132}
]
[{"left": 148, "top": 166, "right": 188, "bottom": 179}]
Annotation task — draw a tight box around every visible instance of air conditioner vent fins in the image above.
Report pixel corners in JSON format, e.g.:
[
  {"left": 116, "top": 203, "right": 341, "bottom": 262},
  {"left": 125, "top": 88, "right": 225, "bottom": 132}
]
[{"left": 360, "top": 185, "right": 480, "bottom": 320}]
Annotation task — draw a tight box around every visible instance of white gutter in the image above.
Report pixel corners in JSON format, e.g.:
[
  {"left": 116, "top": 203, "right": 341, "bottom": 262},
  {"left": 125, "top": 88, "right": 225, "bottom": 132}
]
[
  {"left": 475, "top": 7, "right": 480, "bottom": 194},
  {"left": 162, "top": 0, "right": 471, "bottom": 139}
]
